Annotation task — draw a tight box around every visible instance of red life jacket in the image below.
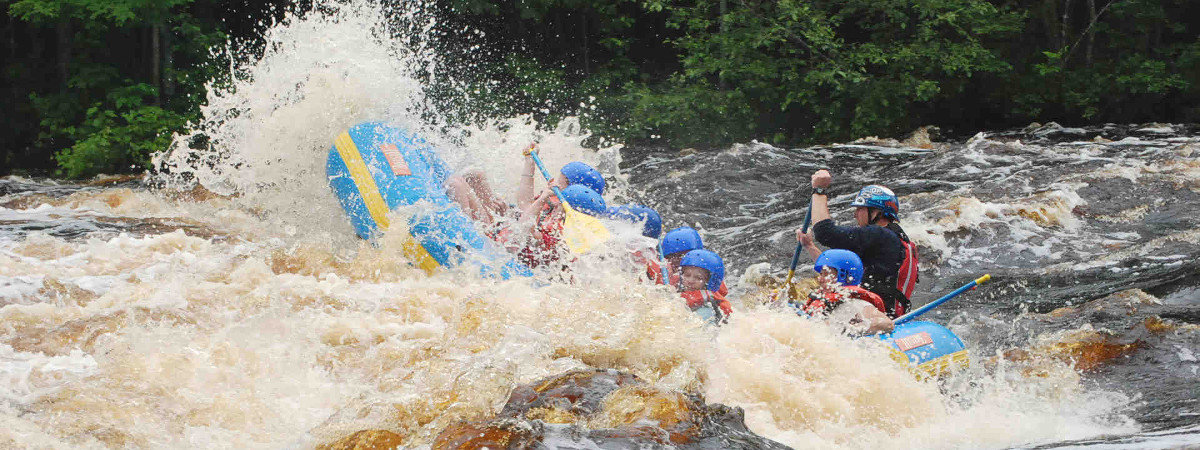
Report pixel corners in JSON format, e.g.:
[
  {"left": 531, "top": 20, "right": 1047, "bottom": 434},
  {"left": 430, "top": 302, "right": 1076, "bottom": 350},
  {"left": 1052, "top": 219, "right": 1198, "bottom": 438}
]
[
  {"left": 680, "top": 290, "right": 733, "bottom": 317},
  {"left": 884, "top": 222, "right": 918, "bottom": 317},
  {"left": 802, "top": 285, "right": 887, "bottom": 316},
  {"left": 517, "top": 206, "right": 565, "bottom": 268},
  {"left": 646, "top": 260, "right": 728, "bottom": 296}
]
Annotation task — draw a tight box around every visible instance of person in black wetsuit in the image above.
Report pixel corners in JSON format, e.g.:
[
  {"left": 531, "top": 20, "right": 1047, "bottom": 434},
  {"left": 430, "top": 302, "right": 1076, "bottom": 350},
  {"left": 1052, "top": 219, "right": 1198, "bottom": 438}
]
[{"left": 796, "top": 170, "right": 920, "bottom": 318}]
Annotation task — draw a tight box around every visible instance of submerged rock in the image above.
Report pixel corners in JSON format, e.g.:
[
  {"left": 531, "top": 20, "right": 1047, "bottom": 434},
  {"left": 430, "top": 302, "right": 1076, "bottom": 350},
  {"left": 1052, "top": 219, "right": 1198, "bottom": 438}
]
[{"left": 1003, "top": 289, "right": 1191, "bottom": 373}]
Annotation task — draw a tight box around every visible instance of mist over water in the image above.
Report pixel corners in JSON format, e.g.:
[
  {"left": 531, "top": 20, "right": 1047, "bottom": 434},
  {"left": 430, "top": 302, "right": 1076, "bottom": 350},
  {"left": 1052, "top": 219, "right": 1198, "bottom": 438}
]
[{"left": 2, "top": 1, "right": 1197, "bottom": 448}]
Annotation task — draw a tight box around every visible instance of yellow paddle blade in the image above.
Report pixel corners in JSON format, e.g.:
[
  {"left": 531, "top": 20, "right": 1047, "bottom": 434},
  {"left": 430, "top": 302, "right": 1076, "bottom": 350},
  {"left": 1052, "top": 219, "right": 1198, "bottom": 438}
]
[{"left": 560, "top": 202, "right": 612, "bottom": 254}]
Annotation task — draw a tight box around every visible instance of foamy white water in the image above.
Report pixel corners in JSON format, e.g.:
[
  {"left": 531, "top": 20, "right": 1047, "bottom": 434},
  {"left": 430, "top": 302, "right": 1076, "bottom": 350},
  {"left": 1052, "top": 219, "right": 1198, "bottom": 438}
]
[{"left": 0, "top": 1, "right": 1151, "bottom": 448}]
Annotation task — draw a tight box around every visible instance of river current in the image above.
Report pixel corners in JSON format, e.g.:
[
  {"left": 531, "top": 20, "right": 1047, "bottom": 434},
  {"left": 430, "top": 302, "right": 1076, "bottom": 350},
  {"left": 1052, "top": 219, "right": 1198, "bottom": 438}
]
[{"left": 2, "top": 1, "right": 1198, "bottom": 449}]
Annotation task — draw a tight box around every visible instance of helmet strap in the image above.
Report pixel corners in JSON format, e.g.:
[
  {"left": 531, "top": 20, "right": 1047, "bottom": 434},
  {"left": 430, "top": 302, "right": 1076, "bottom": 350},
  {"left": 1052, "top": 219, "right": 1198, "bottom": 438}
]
[{"left": 867, "top": 209, "right": 882, "bottom": 225}]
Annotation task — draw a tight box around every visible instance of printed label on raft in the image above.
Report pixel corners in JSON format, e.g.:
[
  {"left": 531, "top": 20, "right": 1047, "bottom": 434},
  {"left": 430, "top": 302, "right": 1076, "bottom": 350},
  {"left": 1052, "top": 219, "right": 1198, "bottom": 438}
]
[
  {"left": 894, "top": 332, "right": 934, "bottom": 352},
  {"left": 380, "top": 144, "right": 412, "bottom": 176}
]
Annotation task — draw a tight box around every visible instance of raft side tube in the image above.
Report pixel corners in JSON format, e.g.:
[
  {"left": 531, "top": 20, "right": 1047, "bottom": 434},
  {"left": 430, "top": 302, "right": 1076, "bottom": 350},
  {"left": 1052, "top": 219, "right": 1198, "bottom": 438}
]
[
  {"left": 326, "top": 122, "right": 532, "bottom": 279},
  {"left": 878, "top": 320, "right": 968, "bottom": 376}
]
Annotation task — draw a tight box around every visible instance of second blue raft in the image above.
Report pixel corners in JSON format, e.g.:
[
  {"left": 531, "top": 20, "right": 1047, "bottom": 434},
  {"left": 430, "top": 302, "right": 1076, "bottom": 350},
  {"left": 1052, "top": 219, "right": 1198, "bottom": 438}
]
[{"left": 878, "top": 320, "right": 968, "bottom": 377}]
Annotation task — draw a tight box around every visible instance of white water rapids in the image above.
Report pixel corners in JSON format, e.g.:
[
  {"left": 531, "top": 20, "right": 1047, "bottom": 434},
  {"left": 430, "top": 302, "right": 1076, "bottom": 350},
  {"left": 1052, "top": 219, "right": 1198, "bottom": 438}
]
[{"left": 0, "top": 1, "right": 1153, "bottom": 448}]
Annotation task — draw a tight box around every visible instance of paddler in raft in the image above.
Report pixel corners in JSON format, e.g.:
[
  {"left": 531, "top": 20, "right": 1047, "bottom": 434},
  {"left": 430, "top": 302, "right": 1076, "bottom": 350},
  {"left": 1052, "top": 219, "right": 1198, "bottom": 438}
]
[
  {"left": 678, "top": 249, "right": 733, "bottom": 323},
  {"left": 648, "top": 227, "right": 729, "bottom": 296},
  {"left": 795, "top": 249, "right": 894, "bottom": 335},
  {"left": 443, "top": 147, "right": 609, "bottom": 269},
  {"left": 797, "top": 170, "right": 919, "bottom": 318},
  {"left": 444, "top": 149, "right": 606, "bottom": 228}
]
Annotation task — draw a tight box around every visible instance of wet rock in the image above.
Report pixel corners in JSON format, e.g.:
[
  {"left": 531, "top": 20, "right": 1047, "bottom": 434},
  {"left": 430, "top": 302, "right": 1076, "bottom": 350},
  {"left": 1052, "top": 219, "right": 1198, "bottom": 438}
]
[
  {"left": 1038, "top": 289, "right": 1162, "bottom": 321},
  {"left": 84, "top": 174, "right": 144, "bottom": 187},
  {"left": 318, "top": 429, "right": 406, "bottom": 450},
  {"left": 431, "top": 419, "right": 545, "bottom": 449},
  {"left": 418, "top": 369, "right": 788, "bottom": 449},
  {"left": 901, "top": 125, "right": 941, "bottom": 149},
  {"left": 1015, "top": 121, "right": 1097, "bottom": 143},
  {"left": 1134, "top": 123, "right": 1175, "bottom": 136},
  {"left": 849, "top": 136, "right": 903, "bottom": 147},
  {"left": 501, "top": 369, "right": 642, "bottom": 418}
]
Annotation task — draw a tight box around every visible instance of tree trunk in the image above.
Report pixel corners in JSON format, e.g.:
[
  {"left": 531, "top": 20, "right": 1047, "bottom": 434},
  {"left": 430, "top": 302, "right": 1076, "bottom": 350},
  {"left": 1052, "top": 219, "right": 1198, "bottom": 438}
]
[
  {"left": 554, "top": 11, "right": 565, "bottom": 62},
  {"left": 152, "top": 23, "right": 162, "bottom": 105},
  {"left": 581, "top": 13, "right": 589, "bottom": 75},
  {"left": 720, "top": 0, "right": 728, "bottom": 34},
  {"left": 1085, "top": 0, "right": 1095, "bottom": 66},
  {"left": 1060, "top": 0, "right": 1071, "bottom": 50},
  {"left": 56, "top": 17, "right": 70, "bottom": 87},
  {"left": 163, "top": 22, "right": 175, "bottom": 98},
  {"left": 719, "top": 0, "right": 728, "bottom": 89}
]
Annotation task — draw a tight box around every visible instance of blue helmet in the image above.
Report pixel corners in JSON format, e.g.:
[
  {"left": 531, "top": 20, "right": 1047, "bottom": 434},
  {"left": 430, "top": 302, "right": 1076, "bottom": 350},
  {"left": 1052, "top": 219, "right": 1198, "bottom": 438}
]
[
  {"left": 814, "top": 249, "right": 864, "bottom": 286},
  {"left": 660, "top": 226, "right": 703, "bottom": 257},
  {"left": 561, "top": 162, "right": 606, "bottom": 195},
  {"left": 559, "top": 184, "right": 606, "bottom": 216},
  {"left": 680, "top": 249, "right": 725, "bottom": 292},
  {"left": 606, "top": 204, "right": 662, "bottom": 238},
  {"left": 849, "top": 185, "right": 899, "bottom": 220}
]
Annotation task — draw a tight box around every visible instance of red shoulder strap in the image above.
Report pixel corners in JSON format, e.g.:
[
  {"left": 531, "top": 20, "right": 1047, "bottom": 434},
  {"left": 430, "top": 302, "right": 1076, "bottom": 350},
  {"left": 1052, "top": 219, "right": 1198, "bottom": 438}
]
[
  {"left": 896, "top": 240, "right": 919, "bottom": 299},
  {"left": 848, "top": 286, "right": 888, "bottom": 314}
]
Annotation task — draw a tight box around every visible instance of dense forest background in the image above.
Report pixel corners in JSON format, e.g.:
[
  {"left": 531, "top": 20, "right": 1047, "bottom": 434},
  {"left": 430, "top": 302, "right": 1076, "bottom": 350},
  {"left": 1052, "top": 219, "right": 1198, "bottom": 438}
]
[{"left": 1, "top": 0, "right": 1197, "bottom": 178}]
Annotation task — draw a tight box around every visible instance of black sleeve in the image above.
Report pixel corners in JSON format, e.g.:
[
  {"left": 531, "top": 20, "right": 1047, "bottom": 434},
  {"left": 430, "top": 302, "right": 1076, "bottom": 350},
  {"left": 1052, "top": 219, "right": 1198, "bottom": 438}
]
[{"left": 812, "top": 218, "right": 880, "bottom": 252}]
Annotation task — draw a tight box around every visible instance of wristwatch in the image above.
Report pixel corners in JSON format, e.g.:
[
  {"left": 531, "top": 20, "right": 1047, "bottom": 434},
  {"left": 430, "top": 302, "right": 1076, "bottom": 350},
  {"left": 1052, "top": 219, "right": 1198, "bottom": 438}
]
[{"left": 812, "top": 187, "right": 830, "bottom": 196}]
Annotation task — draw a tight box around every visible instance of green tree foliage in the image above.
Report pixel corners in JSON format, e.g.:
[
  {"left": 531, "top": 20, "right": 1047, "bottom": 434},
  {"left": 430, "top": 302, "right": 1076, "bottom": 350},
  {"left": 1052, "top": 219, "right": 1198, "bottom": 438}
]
[
  {"left": 439, "top": 0, "right": 1199, "bottom": 148},
  {"left": 2, "top": 0, "right": 1198, "bottom": 176},
  {"left": 661, "top": 0, "right": 1019, "bottom": 143},
  {"left": 0, "top": 0, "right": 282, "bottom": 177}
]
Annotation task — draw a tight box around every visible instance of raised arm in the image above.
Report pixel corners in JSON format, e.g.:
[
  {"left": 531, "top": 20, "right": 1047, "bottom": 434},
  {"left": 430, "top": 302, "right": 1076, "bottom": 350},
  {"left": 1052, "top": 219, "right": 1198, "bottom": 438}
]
[
  {"left": 516, "top": 145, "right": 538, "bottom": 209},
  {"left": 810, "top": 169, "right": 833, "bottom": 224}
]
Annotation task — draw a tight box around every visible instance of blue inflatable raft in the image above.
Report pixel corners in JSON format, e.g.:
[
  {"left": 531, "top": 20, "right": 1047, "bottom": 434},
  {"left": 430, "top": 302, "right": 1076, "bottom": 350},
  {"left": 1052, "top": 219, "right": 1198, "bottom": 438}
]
[
  {"left": 326, "top": 122, "right": 532, "bottom": 279},
  {"left": 878, "top": 320, "right": 968, "bottom": 377}
]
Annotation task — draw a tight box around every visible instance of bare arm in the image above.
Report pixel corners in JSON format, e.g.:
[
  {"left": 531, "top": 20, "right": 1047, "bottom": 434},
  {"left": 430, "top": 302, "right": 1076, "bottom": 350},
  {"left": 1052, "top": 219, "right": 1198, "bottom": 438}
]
[
  {"left": 859, "top": 304, "right": 895, "bottom": 334},
  {"left": 810, "top": 169, "right": 833, "bottom": 224},
  {"left": 516, "top": 153, "right": 538, "bottom": 210},
  {"left": 518, "top": 188, "right": 554, "bottom": 238},
  {"left": 797, "top": 230, "right": 822, "bottom": 260}
]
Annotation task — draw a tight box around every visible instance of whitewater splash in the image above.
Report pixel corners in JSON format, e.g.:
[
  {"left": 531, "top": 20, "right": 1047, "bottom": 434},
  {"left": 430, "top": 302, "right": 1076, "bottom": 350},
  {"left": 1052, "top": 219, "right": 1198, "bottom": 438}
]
[{"left": 1, "top": 1, "right": 1178, "bottom": 448}]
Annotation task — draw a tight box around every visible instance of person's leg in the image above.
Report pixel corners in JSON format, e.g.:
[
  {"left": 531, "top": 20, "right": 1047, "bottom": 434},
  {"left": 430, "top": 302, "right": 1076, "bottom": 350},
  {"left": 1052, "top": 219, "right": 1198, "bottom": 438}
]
[
  {"left": 445, "top": 175, "right": 494, "bottom": 223},
  {"left": 461, "top": 169, "right": 508, "bottom": 215}
]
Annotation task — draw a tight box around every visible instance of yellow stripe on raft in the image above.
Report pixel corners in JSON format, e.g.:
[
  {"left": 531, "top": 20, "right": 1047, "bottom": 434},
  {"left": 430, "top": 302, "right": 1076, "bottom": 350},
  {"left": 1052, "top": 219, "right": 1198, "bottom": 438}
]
[
  {"left": 333, "top": 131, "right": 441, "bottom": 274},
  {"left": 889, "top": 349, "right": 970, "bottom": 379},
  {"left": 915, "top": 349, "right": 969, "bottom": 379}
]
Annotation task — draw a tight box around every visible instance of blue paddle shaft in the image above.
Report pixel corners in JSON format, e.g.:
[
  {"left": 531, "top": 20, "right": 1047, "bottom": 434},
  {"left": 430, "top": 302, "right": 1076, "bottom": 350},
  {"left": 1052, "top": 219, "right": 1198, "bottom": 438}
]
[
  {"left": 802, "top": 204, "right": 813, "bottom": 233},
  {"left": 788, "top": 206, "right": 814, "bottom": 271},
  {"left": 658, "top": 243, "right": 672, "bottom": 287},
  {"left": 527, "top": 149, "right": 569, "bottom": 205},
  {"left": 893, "top": 274, "right": 990, "bottom": 325},
  {"left": 787, "top": 243, "right": 803, "bottom": 273}
]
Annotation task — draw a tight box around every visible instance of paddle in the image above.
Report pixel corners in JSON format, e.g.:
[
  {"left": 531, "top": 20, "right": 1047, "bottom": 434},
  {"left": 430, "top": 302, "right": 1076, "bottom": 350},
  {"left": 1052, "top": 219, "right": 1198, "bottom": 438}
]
[
  {"left": 525, "top": 144, "right": 612, "bottom": 254},
  {"left": 772, "top": 204, "right": 813, "bottom": 301},
  {"left": 893, "top": 274, "right": 991, "bottom": 326},
  {"left": 657, "top": 240, "right": 672, "bottom": 288}
]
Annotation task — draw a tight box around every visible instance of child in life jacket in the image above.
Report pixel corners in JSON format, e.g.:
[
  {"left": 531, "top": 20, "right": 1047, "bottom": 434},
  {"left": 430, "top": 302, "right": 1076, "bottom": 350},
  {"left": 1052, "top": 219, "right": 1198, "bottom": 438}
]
[
  {"left": 678, "top": 249, "right": 733, "bottom": 323},
  {"left": 796, "top": 249, "right": 894, "bottom": 335},
  {"left": 514, "top": 183, "right": 606, "bottom": 269},
  {"left": 647, "top": 227, "right": 729, "bottom": 296}
]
